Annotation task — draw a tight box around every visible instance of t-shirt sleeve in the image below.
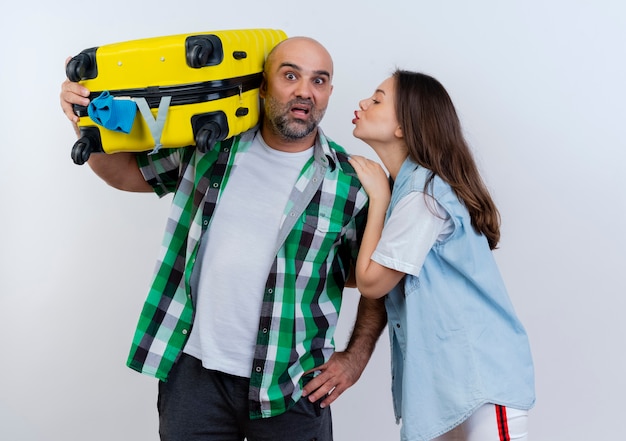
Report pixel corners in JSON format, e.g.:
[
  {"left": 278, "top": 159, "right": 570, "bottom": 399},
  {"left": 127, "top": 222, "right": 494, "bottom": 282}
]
[{"left": 371, "top": 191, "right": 451, "bottom": 277}]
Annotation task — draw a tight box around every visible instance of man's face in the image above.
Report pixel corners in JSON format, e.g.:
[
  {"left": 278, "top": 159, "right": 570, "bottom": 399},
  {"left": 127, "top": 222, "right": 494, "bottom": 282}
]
[{"left": 261, "top": 38, "right": 334, "bottom": 142}]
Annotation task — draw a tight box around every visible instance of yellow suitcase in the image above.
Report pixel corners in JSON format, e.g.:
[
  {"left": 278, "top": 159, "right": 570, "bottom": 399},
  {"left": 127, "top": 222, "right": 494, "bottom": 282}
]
[{"left": 67, "top": 29, "right": 287, "bottom": 165}]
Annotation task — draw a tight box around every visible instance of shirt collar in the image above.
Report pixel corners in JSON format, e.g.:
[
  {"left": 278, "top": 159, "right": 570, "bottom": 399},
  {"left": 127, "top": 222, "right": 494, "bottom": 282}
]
[{"left": 313, "top": 127, "right": 337, "bottom": 171}]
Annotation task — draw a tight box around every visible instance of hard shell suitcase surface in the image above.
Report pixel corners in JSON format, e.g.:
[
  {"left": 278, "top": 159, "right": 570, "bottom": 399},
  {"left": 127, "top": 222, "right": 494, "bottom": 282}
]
[{"left": 67, "top": 28, "right": 287, "bottom": 165}]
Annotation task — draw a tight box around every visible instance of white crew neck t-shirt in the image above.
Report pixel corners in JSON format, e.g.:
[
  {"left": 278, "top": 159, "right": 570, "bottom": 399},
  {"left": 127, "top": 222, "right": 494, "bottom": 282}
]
[{"left": 183, "top": 134, "right": 313, "bottom": 377}]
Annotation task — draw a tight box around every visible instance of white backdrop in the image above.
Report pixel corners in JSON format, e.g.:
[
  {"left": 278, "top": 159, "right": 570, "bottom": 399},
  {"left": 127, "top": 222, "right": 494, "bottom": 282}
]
[{"left": 1, "top": 1, "right": 625, "bottom": 440}]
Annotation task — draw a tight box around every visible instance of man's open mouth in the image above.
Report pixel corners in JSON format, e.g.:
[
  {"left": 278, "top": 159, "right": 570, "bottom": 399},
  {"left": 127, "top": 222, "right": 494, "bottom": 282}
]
[{"left": 290, "top": 100, "right": 312, "bottom": 117}]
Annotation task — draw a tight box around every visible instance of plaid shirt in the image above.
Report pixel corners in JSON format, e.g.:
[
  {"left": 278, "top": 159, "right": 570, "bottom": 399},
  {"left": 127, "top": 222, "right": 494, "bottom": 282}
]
[{"left": 127, "top": 127, "right": 368, "bottom": 418}]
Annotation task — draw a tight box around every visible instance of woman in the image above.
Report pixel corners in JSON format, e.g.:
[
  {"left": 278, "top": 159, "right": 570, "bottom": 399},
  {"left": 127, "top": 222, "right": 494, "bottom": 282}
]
[{"left": 348, "top": 70, "right": 535, "bottom": 441}]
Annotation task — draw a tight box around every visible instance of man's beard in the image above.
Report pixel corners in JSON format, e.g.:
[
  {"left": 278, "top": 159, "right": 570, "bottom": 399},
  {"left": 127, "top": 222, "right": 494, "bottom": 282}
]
[{"left": 264, "top": 96, "right": 325, "bottom": 141}]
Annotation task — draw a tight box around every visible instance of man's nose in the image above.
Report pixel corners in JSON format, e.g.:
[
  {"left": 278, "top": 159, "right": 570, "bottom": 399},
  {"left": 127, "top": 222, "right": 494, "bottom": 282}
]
[{"left": 294, "top": 80, "right": 313, "bottom": 99}]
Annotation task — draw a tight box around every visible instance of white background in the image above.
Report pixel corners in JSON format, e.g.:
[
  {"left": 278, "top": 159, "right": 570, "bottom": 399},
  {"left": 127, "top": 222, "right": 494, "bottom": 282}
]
[{"left": 1, "top": 1, "right": 625, "bottom": 440}]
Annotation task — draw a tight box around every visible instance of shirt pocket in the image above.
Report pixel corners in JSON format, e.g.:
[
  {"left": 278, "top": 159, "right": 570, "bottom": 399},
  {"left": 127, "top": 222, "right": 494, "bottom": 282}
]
[
  {"left": 303, "top": 210, "right": 343, "bottom": 233},
  {"left": 298, "top": 211, "right": 344, "bottom": 262}
]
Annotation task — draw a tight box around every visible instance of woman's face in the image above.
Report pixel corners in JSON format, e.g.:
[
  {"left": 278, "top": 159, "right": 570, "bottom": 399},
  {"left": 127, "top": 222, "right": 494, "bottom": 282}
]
[{"left": 352, "top": 76, "right": 401, "bottom": 146}]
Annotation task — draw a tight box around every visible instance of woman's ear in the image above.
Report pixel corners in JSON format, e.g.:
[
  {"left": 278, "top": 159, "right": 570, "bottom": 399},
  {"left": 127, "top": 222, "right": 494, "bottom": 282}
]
[{"left": 394, "top": 126, "right": 403, "bottom": 139}]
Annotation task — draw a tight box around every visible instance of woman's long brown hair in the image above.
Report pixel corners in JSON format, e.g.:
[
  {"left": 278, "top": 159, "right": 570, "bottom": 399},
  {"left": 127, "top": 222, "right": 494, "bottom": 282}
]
[{"left": 393, "top": 70, "right": 501, "bottom": 249}]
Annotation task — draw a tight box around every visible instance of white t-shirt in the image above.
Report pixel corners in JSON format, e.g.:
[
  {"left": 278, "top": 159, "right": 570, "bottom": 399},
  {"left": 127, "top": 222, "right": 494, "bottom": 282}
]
[
  {"left": 183, "top": 134, "right": 313, "bottom": 377},
  {"left": 372, "top": 191, "right": 454, "bottom": 277}
]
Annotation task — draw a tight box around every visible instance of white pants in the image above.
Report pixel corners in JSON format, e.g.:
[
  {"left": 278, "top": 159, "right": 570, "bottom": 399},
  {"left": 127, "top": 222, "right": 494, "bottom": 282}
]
[{"left": 432, "top": 404, "right": 529, "bottom": 441}]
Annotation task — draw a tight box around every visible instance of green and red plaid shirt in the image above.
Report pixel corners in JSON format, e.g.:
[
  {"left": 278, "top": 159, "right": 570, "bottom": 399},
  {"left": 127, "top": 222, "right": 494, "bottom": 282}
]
[{"left": 127, "top": 127, "right": 368, "bottom": 418}]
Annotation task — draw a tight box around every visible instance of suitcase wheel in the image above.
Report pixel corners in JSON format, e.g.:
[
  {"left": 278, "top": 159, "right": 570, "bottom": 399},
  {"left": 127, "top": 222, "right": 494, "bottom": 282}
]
[
  {"left": 186, "top": 35, "right": 224, "bottom": 68},
  {"left": 71, "top": 138, "right": 92, "bottom": 165},
  {"left": 71, "top": 127, "right": 102, "bottom": 165},
  {"left": 196, "top": 121, "right": 225, "bottom": 153},
  {"left": 66, "top": 48, "right": 98, "bottom": 82},
  {"left": 192, "top": 112, "right": 229, "bottom": 153}
]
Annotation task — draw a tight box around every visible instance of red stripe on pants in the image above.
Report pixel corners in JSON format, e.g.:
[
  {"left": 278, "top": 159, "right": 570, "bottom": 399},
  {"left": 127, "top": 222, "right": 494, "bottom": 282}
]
[{"left": 496, "top": 405, "right": 510, "bottom": 441}]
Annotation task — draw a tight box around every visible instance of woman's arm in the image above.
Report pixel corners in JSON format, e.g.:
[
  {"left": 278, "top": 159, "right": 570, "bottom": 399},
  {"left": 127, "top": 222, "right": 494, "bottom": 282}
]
[{"left": 348, "top": 156, "right": 405, "bottom": 298}]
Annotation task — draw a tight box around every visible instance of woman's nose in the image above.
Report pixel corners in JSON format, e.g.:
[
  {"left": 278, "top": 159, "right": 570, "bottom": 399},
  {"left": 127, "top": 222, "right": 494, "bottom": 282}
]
[{"left": 359, "top": 98, "right": 369, "bottom": 110}]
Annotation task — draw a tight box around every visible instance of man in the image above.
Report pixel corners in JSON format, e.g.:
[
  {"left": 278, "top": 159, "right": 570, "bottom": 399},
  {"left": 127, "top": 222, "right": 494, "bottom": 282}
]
[{"left": 60, "top": 36, "right": 386, "bottom": 441}]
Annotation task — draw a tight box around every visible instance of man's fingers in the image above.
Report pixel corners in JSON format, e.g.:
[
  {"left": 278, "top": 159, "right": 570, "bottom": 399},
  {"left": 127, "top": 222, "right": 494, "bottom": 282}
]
[
  {"left": 319, "top": 385, "right": 344, "bottom": 408},
  {"left": 302, "top": 373, "right": 331, "bottom": 399}
]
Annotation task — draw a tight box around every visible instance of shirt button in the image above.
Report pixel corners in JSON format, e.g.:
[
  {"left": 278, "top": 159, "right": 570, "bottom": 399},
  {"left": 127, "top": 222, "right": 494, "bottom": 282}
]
[
  {"left": 396, "top": 323, "right": 401, "bottom": 328},
  {"left": 203, "top": 220, "right": 209, "bottom": 226},
  {"left": 262, "top": 328, "right": 268, "bottom": 334},
  {"left": 255, "top": 366, "right": 262, "bottom": 373},
  {"left": 182, "top": 329, "right": 188, "bottom": 335}
]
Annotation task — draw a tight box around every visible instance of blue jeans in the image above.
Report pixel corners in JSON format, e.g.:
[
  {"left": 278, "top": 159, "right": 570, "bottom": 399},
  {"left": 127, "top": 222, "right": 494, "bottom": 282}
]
[{"left": 158, "top": 353, "right": 333, "bottom": 441}]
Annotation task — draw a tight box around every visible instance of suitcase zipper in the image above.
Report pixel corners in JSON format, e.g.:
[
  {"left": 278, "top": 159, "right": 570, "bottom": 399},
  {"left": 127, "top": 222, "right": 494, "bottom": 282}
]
[{"left": 74, "top": 73, "right": 262, "bottom": 117}]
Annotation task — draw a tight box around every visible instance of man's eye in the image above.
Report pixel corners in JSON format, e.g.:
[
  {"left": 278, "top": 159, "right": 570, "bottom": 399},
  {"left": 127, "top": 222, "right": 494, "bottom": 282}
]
[
  {"left": 285, "top": 73, "right": 297, "bottom": 80},
  {"left": 314, "top": 78, "right": 326, "bottom": 85}
]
